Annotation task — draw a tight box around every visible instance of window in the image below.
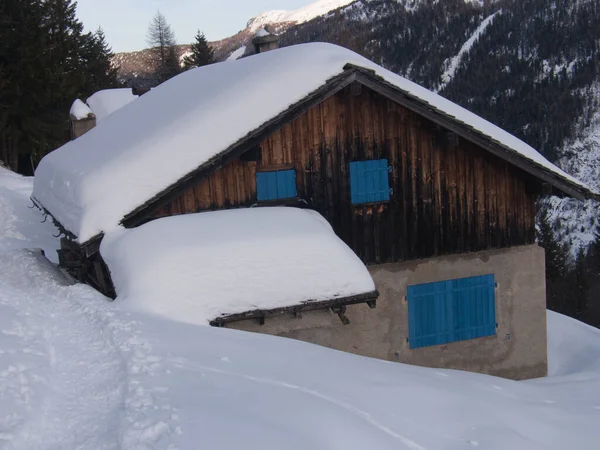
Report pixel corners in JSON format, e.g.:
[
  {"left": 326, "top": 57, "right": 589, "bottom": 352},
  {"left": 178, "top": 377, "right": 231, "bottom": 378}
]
[
  {"left": 407, "top": 274, "right": 496, "bottom": 349},
  {"left": 349, "top": 159, "right": 391, "bottom": 204},
  {"left": 256, "top": 169, "right": 297, "bottom": 201}
]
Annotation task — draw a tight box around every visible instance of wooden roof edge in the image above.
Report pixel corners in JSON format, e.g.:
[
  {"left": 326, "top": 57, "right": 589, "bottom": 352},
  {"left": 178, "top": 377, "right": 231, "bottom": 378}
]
[
  {"left": 30, "top": 196, "right": 105, "bottom": 254},
  {"left": 119, "top": 68, "right": 361, "bottom": 228},
  {"left": 352, "top": 70, "right": 594, "bottom": 201},
  {"left": 30, "top": 196, "right": 77, "bottom": 241},
  {"left": 209, "top": 290, "right": 380, "bottom": 327}
]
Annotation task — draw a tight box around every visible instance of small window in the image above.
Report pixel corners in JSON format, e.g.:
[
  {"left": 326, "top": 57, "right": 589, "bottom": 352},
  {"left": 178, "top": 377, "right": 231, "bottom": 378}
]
[
  {"left": 349, "top": 159, "right": 391, "bottom": 204},
  {"left": 256, "top": 169, "right": 297, "bottom": 201},
  {"left": 407, "top": 274, "right": 496, "bottom": 349}
]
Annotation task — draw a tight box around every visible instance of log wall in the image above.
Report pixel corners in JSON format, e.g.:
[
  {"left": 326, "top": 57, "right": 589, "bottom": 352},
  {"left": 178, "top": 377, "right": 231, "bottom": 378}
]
[{"left": 151, "top": 84, "right": 537, "bottom": 264}]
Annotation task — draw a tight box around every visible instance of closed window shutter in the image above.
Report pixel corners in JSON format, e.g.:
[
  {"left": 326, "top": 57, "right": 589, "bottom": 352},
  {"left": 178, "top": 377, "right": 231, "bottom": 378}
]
[
  {"left": 452, "top": 274, "right": 496, "bottom": 341},
  {"left": 256, "top": 169, "right": 297, "bottom": 201},
  {"left": 349, "top": 159, "right": 390, "bottom": 204},
  {"left": 408, "top": 274, "right": 496, "bottom": 349}
]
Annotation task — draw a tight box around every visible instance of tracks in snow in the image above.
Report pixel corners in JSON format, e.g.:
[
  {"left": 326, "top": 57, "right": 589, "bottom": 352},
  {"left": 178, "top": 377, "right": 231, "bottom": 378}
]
[{"left": 0, "top": 250, "right": 127, "bottom": 450}]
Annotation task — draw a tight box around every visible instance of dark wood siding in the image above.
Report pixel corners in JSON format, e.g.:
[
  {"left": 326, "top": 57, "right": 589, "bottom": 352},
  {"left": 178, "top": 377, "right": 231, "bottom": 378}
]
[{"left": 150, "top": 84, "right": 536, "bottom": 264}]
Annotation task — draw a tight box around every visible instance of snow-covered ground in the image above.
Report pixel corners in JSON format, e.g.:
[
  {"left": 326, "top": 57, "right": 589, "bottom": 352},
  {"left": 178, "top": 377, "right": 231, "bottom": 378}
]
[{"left": 2, "top": 166, "right": 600, "bottom": 449}]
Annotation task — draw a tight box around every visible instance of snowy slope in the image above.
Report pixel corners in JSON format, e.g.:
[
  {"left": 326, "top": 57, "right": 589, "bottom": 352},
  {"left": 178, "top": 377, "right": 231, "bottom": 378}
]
[
  {"left": 247, "top": 0, "right": 356, "bottom": 31},
  {"left": 3, "top": 167, "right": 600, "bottom": 449},
  {"left": 401, "top": 0, "right": 486, "bottom": 12},
  {"left": 437, "top": 11, "right": 502, "bottom": 93},
  {"left": 546, "top": 84, "right": 600, "bottom": 254}
]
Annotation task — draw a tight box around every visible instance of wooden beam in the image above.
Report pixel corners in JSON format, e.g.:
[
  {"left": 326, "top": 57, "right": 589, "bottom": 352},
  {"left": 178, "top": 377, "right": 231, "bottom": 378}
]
[{"left": 209, "top": 291, "right": 379, "bottom": 326}]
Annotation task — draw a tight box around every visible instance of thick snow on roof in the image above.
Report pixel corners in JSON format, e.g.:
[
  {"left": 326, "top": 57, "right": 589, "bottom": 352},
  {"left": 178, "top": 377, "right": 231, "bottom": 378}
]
[
  {"left": 255, "top": 28, "right": 271, "bottom": 37},
  {"left": 226, "top": 44, "right": 246, "bottom": 61},
  {"left": 100, "top": 207, "right": 376, "bottom": 325},
  {"left": 69, "top": 99, "right": 94, "bottom": 120},
  {"left": 33, "top": 42, "right": 590, "bottom": 242},
  {"left": 86, "top": 88, "right": 138, "bottom": 121}
]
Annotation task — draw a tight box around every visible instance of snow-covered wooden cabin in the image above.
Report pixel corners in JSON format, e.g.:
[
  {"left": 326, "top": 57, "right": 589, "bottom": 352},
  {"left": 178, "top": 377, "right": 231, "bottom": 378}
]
[{"left": 33, "top": 43, "right": 597, "bottom": 380}]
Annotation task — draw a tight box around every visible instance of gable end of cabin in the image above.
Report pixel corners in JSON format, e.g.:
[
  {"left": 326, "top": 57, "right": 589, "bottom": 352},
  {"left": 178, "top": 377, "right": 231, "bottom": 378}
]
[{"left": 144, "top": 82, "right": 538, "bottom": 264}]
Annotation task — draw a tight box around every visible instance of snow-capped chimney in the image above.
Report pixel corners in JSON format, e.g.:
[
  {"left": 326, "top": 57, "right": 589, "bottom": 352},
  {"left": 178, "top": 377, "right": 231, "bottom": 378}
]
[{"left": 252, "top": 28, "right": 279, "bottom": 53}]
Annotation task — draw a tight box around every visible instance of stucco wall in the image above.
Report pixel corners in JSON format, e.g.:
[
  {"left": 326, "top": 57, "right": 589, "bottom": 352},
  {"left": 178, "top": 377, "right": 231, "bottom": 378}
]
[{"left": 226, "top": 244, "right": 548, "bottom": 380}]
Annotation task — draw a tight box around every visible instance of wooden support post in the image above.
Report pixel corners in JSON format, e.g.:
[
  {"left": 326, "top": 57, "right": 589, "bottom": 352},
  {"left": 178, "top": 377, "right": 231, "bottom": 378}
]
[{"left": 331, "top": 306, "right": 350, "bottom": 325}]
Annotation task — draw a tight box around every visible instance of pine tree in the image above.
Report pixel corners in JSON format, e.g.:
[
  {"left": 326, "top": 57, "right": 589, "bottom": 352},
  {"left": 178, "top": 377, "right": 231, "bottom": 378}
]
[
  {"left": 80, "top": 27, "right": 120, "bottom": 94},
  {"left": 146, "top": 11, "right": 180, "bottom": 83},
  {"left": 537, "top": 209, "right": 568, "bottom": 281},
  {"left": 0, "top": 0, "right": 62, "bottom": 172},
  {"left": 183, "top": 30, "right": 214, "bottom": 70},
  {"left": 588, "top": 223, "right": 600, "bottom": 274},
  {"left": 569, "top": 246, "right": 589, "bottom": 319},
  {"left": 0, "top": 0, "right": 122, "bottom": 172}
]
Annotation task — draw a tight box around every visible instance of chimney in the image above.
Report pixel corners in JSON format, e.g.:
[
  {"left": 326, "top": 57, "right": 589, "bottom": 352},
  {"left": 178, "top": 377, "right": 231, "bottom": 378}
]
[
  {"left": 132, "top": 86, "right": 151, "bottom": 96},
  {"left": 252, "top": 28, "right": 279, "bottom": 54}
]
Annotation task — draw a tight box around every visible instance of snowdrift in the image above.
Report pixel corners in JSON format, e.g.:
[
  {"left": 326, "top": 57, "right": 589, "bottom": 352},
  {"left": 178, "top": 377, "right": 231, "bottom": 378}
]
[{"left": 101, "top": 207, "right": 375, "bottom": 325}]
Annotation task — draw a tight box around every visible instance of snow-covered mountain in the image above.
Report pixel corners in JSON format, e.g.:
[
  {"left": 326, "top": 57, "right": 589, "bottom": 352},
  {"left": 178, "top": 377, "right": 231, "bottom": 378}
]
[
  {"left": 547, "top": 83, "right": 600, "bottom": 254},
  {"left": 246, "top": 0, "right": 356, "bottom": 31}
]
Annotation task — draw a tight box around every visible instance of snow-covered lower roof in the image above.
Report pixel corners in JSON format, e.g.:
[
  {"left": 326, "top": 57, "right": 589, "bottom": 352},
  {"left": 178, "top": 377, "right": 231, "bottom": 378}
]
[
  {"left": 33, "top": 42, "right": 594, "bottom": 243},
  {"left": 85, "top": 89, "right": 138, "bottom": 121},
  {"left": 69, "top": 99, "right": 94, "bottom": 120},
  {"left": 100, "top": 207, "right": 376, "bottom": 325}
]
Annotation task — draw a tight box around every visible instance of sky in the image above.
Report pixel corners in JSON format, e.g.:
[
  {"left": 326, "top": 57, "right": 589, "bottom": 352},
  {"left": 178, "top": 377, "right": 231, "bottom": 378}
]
[{"left": 75, "top": 0, "right": 312, "bottom": 53}]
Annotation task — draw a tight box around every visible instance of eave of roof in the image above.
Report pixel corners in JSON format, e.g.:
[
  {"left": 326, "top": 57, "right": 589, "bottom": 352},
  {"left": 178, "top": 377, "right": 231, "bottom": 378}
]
[{"left": 209, "top": 290, "right": 379, "bottom": 327}]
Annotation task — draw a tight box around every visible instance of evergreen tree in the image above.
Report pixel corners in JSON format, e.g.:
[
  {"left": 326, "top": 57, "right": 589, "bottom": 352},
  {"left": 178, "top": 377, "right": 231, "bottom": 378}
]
[
  {"left": 182, "top": 30, "right": 214, "bottom": 70},
  {"left": 537, "top": 208, "right": 572, "bottom": 315},
  {"left": 569, "top": 246, "right": 589, "bottom": 318},
  {"left": 588, "top": 223, "right": 600, "bottom": 274},
  {"left": 146, "top": 11, "right": 180, "bottom": 83},
  {"left": 80, "top": 27, "right": 120, "bottom": 94},
  {"left": 0, "top": 0, "right": 123, "bottom": 172},
  {"left": 537, "top": 209, "right": 568, "bottom": 281}
]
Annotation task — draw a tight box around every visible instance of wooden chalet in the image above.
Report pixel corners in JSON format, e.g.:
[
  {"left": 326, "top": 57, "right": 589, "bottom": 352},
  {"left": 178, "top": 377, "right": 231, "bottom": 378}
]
[{"left": 33, "top": 41, "right": 597, "bottom": 379}]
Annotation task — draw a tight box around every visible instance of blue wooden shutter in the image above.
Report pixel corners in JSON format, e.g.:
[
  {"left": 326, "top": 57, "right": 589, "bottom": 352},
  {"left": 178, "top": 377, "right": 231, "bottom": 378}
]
[
  {"left": 407, "top": 274, "right": 496, "bottom": 349},
  {"left": 452, "top": 274, "right": 497, "bottom": 341},
  {"left": 256, "top": 169, "right": 297, "bottom": 201},
  {"left": 349, "top": 159, "right": 391, "bottom": 204}
]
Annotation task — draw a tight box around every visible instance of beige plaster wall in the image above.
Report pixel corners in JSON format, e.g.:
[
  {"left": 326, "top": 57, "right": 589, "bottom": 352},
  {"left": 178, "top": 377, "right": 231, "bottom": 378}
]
[{"left": 226, "top": 244, "right": 548, "bottom": 380}]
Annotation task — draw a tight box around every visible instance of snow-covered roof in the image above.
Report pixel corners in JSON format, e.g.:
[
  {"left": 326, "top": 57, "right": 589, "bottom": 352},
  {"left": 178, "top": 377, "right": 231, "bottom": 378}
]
[
  {"left": 85, "top": 88, "right": 138, "bottom": 121},
  {"left": 100, "top": 207, "right": 376, "bottom": 325},
  {"left": 33, "top": 42, "right": 594, "bottom": 243},
  {"left": 69, "top": 99, "right": 94, "bottom": 120},
  {"left": 255, "top": 28, "right": 271, "bottom": 37}
]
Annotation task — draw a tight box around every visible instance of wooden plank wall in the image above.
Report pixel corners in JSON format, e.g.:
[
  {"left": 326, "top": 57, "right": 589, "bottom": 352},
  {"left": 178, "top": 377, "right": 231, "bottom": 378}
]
[{"left": 150, "top": 84, "right": 537, "bottom": 264}]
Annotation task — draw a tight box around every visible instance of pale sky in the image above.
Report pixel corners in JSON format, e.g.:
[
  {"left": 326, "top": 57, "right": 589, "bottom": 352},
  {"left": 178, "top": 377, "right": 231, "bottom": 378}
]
[{"left": 75, "top": 0, "right": 310, "bottom": 53}]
